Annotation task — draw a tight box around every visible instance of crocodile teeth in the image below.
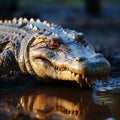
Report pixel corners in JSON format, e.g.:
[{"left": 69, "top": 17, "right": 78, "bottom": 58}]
[
  {"left": 55, "top": 105, "right": 80, "bottom": 115},
  {"left": 82, "top": 75, "right": 85, "bottom": 80},
  {"left": 51, "top": 62, "right": 109, "bottom": 86},
  {"left": 85, "top": 77, "right": 88, "bottom": 83},
  {"left": 79, "top": 81, "right": 83, "bottom": 87},
  {"left": 88, "top": 81, "right": 92, "bottom": 87},
  {"left": 55, "top": 66, "right": 58, "bottom": 70},
  {"left": 72, "top": 72, "right": 75, "bottom": 76},
  {"left": 74, "top": 73, "right": 78, "bottom": 76}
]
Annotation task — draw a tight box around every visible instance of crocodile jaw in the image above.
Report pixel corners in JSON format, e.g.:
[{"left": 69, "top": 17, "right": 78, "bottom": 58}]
[
  {"left": 29, "top": 40, "right": 110, "bottom": 86},
  {"left": 29, "top": 53, "right": 110, "bottom": 85}
]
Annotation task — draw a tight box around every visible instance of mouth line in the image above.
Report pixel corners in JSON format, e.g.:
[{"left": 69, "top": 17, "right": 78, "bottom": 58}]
[
  {"left": 35, "top": 57, "right": 110, "bottom": 86},
  {"left": 55, "top": 105, "right": 80, "bottom": 116},
  {"left": 37, "top": 105, "right": 80, "bottom": 117}
]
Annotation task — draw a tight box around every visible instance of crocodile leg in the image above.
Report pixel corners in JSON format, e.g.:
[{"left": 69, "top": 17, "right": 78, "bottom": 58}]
[{"left": 0, "top": 50, "right": 18, "bottom": 76}]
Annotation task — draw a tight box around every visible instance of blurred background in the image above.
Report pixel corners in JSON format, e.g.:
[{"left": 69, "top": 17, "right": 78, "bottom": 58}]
[
  {"left": 0, "top": 2, "right": 120, "bottom": 119},
  {"left": 0, "top": 0, "right": 120, "bottom": 22},
  {"left": 0, "top": 0, "right": 120, "bottom": 59}
]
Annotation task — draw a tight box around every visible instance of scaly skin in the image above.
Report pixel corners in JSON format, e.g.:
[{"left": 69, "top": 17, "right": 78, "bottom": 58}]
[{"left": 0, "top": 18, "right": 110, "bottom": 86}]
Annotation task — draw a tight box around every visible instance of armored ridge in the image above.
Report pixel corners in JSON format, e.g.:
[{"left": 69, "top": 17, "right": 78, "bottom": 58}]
[{"left": 0, "top": 18, "right": 110, "bottom": 87}]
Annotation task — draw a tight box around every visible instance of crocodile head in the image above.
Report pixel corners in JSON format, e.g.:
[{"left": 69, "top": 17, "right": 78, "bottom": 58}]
[{"left": 18, "top": 21, "right": 110, "bottom": 86}]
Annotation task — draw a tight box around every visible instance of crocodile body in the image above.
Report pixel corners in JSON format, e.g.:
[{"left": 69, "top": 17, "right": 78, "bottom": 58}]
[{"left": 0, "top": 18, "right": 110, "bottom": 86}]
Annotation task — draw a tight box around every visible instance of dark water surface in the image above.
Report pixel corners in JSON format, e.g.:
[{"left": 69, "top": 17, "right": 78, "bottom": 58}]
[
  {"left": 0, "top": 57, "right": 120, "bottom": 120},
  {"left": 0, "top": 75, "right": 120, "bottom": 120}
]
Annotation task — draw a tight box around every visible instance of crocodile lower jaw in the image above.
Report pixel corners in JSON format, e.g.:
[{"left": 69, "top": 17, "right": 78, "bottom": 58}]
[
  {"left": 49, "top": 61, "right": 110, "bottom": 87},
  {"left": 55, "top": 70, "right": 109, "bottom": 87},
  {"left": 30, "top": 57, "right": 110, "bottom": 87}
]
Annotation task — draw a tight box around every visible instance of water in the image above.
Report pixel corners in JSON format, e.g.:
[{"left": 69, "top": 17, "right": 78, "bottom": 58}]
[
  {"left": 0, "top": 57, "right": 120, "bottom": 120},
  {"left": 0, "top": 76, "right": 120, "bottom": 120}
]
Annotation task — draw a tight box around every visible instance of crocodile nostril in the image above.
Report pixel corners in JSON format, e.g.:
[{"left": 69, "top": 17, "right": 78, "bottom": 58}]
[{"left": 75, "top": 57, "right": 86, "bottom": 62}]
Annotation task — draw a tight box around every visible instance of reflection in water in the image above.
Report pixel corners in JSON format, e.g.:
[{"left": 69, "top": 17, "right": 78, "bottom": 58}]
[
  {"left": 94, "top": 90, "right": 120, "bottom": 120},
  {"left": 0, "top": 87, "right": 111, "bottom": 120}
]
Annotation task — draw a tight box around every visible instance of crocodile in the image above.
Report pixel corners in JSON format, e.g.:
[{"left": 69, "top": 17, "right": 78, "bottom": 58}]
[{"left": 0, "top": 18, "right": 110, "bottom": 86}]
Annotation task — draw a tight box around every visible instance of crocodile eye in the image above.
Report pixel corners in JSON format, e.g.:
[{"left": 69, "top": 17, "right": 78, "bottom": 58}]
[
  {"left": 77, "top": 36, "right": 85, "bottom": 44},
  {"left": 49, "top": 40, "right": 59, "bottom": 48},
  {"left": 80, "top": 37, "right": 85, "bottom": 44},
  {"left": 74, "top": 33, "right": 85, "bottom": 44}
]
